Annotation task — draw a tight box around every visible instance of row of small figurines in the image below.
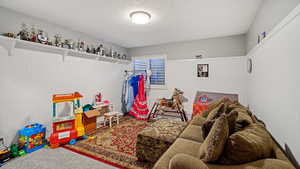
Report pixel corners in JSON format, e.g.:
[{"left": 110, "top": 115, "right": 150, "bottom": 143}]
[{"left": 1, "top": 23, "right": 127, "bottom": 60}]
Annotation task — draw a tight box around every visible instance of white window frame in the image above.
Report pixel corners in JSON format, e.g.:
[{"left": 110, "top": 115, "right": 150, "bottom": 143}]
[{"left": 132, "top": 54, "right": 167, "bottom": 89}]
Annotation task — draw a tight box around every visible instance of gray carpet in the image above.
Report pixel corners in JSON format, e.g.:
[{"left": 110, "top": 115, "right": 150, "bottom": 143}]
[{"left": 1, "top": 148, "right": 117, "bottom": 169}]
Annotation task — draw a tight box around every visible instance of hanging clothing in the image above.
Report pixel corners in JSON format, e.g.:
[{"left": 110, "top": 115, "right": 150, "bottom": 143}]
[
  {"left": 129, "top": 75, "right": 140, "bottom": 97},
  {"left": 126, "top": 81, "right": 134, "bottom": 112},
  {"left": 129, "top": 75, "right": 149, "bottom": 120},
  {"left": 122, "top": 75, "right": 135, "bottom": 114}
]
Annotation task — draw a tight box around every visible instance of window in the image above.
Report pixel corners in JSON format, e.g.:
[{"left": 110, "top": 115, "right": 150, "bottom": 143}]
[
  {"left": 133, "top": 56, "right": 166, "bottom": 86},
  {"left": 149, "top": 58, "right": 165, "bottom": 85}
]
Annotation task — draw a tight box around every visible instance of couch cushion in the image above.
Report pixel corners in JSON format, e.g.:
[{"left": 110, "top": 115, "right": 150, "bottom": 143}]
[
  {"left": 152, "top": 138, "right": 201, "bottom": 169},
  {"left": 205, "top": 159, "right": 295, "bottom": 169},
  {"left": 218, "top": 124, "right": 273, "bottom": 164},
  {"left": 199, "top": 115, "right": 229, "bottom": 162},
  {"left": 179, "top": 124, "right": 204, "bottom": 143},
  {"left": 169, "top": 154, "right": 209, "bottom": 169},
  {"left": 201, "top": 97, "right": 233, "bottom": 117},
  {"left": 190, "top": 115, "right": 206, "bottom": 126}
]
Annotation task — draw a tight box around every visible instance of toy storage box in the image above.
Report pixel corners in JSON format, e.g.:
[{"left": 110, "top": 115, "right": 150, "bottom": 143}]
[{"left": 19, "top": 123, "right": 46, "bottom": 153}]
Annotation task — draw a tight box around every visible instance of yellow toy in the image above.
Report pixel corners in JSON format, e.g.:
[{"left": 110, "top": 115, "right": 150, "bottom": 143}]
[{"left": 75, "top": 107, "right": 85, "bottom": 137}]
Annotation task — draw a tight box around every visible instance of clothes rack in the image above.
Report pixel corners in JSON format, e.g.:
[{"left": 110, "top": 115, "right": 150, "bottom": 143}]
[{"left": 124, "top": 70, "right": 147, "bottom": 79}]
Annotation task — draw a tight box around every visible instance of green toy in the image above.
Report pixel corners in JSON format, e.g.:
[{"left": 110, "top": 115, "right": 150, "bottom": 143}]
[
  {"left": 18, "top": 150, "right": 26, "bottom": 156},
  {"left": 10, "top": 144, "right": 18, "bottom": 157}
]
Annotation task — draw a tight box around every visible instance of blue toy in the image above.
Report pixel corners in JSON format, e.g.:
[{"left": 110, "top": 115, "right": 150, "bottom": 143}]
[{"left": 19, "top": 123, "right": 46, "bottom": 153}]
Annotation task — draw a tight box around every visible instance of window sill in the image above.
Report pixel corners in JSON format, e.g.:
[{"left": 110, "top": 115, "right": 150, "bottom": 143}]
[{"left": 147, "top": 85, "right": 168, "bottom": 90}]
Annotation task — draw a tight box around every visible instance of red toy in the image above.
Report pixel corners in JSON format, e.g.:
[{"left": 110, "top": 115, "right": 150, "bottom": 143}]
[
  {"left": 50, "top": 120, "right": 77, "bottom": 148},
  {"left": 49, "top": 92, "right": 83, "bottom": 148}
]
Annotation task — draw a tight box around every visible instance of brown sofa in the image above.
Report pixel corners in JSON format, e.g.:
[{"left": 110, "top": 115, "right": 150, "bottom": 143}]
[{"left": 153, "top": 110, "right": 295, "bottom": 169}]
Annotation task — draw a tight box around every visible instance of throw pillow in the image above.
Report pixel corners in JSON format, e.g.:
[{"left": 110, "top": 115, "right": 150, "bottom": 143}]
[
  {"left": 202, "top": 110, "right": 238, "bottom": 139},
  {"left": 201, "top": 97, "right": 231, "bottom": 118},
  {"left": 226, "top": 110, "right": 238, "bottom": 135},
  {"left": 251, "top": 114, "right": 266, "bottom": 127},
  {"left": 206, "top": 103, "right": 225, "bottom": 121},
  {"left": 236, "top": 110, "right": 254, "bottom": 125},
  {"left": 218, "top": 124, "right": 273, "bottom": 164},
  {"left": 198, "top": 115, "right": 229, "bottom": 162}
]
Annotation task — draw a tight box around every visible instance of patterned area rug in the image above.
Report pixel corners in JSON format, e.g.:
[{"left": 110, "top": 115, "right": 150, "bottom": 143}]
[{"left": 64, "top": 116, "right": 153, "bottom": 169}]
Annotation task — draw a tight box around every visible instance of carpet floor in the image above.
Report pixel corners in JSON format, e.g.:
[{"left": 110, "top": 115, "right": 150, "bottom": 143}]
[
  {"left": 64, "top": 116, "right": 153, "bottom": 169},
  {"left": 1, "top": 148, "right": 117, "bottom": 169}
]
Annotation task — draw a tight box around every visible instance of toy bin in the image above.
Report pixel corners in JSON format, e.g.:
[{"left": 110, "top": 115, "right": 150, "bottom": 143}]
[{"left": 19, "top": 123, "right": 46, "bottom": 153}]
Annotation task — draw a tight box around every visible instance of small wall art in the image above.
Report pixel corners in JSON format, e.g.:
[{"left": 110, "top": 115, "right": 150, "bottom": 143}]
[{"left": 197, "top": 64, "right": 209, "bottom": 78}]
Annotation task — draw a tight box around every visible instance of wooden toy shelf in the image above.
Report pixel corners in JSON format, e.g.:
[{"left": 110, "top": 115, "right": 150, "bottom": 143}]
[{"left": 0, "top": 36, "right": 131, "bottom": 65}]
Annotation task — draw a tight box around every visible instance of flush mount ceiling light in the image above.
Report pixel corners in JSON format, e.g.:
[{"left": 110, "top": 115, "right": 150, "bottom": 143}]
[{"left": 130, "top": 11, "right": 151, "bottom": 24}]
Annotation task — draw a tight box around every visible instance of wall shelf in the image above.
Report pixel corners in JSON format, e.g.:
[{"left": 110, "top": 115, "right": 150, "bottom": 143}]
[{"left": 0, "top": 36, "right": 131, "bottom": 64}]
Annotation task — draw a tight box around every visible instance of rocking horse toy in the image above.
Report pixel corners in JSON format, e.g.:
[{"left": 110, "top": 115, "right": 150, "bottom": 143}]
[{"left": 148, "top": 88, "right": 188, "bottom": 122}]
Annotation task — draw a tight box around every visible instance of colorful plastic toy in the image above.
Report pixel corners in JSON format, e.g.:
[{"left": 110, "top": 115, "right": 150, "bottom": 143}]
[
  {"left": 0, "top": 138, "right": 12, "bottom": 165},
  {"left": 74, "top": 107, "right": 85, "bottom": 137},
  {"left": 18, "top": 150, "right": 26, "bottom": 156},
  {"left": 19, "top": 123, "right": 46, "bottom": 153},
  {"left": 50, "top": 92, "right": 84, "bottom": 148},
  {"left": 10, "top": 144, "right": 18, "bottom": 157}
]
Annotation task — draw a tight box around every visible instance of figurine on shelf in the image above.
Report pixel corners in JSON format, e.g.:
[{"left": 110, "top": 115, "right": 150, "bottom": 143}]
[
  {"left": 96, "top": 45, "right": 100, "bottom": 55},
  {"left": 17, "top": 23, "right": 30, "bottom": 41},
  {"left": 77, "top": 39, "right": 85, "bottom": 52},
  {"left": 63, "top": 39, "right": 73, "bottom": 49},
  {"left": 122, "top": 54, "right": 127, "bottom": 60},
  {"left": 37, "top": 30, "right": 48, "bottom": 44},
  {"left": 86, "top": 45, "right": 90, "bottom": 53},
  {"left": 30, "top": 25, "right": 37, "bottom": 42},
  {"left": 91, "top": 45, "right": 96, "bottom": 54},
  {"left": 46, "top": 33, "right": 52, "bottom": 45},
  {"left": 99, "top": 44, "right": 105, "bottom": 56},
  {"left": 2, "top": 33, "right": 16, "bottom": 38},
  {"left": 62, "top": 40, "right": 69, "bottom": 49},
  {"left": 117, "top": 54, "right": 121, "bottom": 59},
  {"left": 54, "top": 34, "right": 62, "bottom": 47},
  {"left": 113, "top": 51, "right": 117, "bottom": 58}
]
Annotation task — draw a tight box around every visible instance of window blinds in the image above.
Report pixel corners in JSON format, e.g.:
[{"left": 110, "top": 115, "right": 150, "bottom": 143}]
[
  {"left": 149, "top": 58, "right": 165, "bottom": 85},
  {"left": 133, "top": 58, "right": 165, "bottom": 85}
]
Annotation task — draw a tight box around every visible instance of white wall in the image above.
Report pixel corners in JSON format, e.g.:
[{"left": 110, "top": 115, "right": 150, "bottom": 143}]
[
  {"left": 128, "top": 34, "right": 246, "bottom": 60},
  {"left": 246, "top": 0, "right": 300, "bottom": 52},
  {"left": 247, "top": 4, "right": 300, "bottom": 160},
  {"left": 0, "top": 46, "right": 128, "bottom": 145},
  {"left": 0, "top": 7, "right": 128, "bottom": 57},
  {"left": 147, "top": 56, "right": 248, "bottom": 119}
]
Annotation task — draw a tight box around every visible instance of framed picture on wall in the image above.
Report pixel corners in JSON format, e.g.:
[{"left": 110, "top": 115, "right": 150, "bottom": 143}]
[{"left": 197, "top": 64, "right": 209, "bottom": 77}]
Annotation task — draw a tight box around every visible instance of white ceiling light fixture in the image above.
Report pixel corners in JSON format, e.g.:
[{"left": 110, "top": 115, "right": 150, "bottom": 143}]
[{"left": 130, "top": 11, "right": 151, "bottom": 24}]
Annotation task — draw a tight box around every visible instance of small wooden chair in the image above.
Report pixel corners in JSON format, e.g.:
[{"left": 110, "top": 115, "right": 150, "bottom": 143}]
[{"left": 148, "top": 88, "right": 188, "bottom": 122}]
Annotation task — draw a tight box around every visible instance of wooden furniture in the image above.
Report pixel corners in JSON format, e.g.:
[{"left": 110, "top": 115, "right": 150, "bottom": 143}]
[
  {"left": 93, "top": 104, "right": 110, "bottom": 116},
  {"left": 103, "top": 112, "right": 121, "bottom": 128},
  {"left": 148, "top": 88, "right": 188, "bottom": 122},
  {"left": 83, "top": 110, "right": 100, "bottom": 135}
]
